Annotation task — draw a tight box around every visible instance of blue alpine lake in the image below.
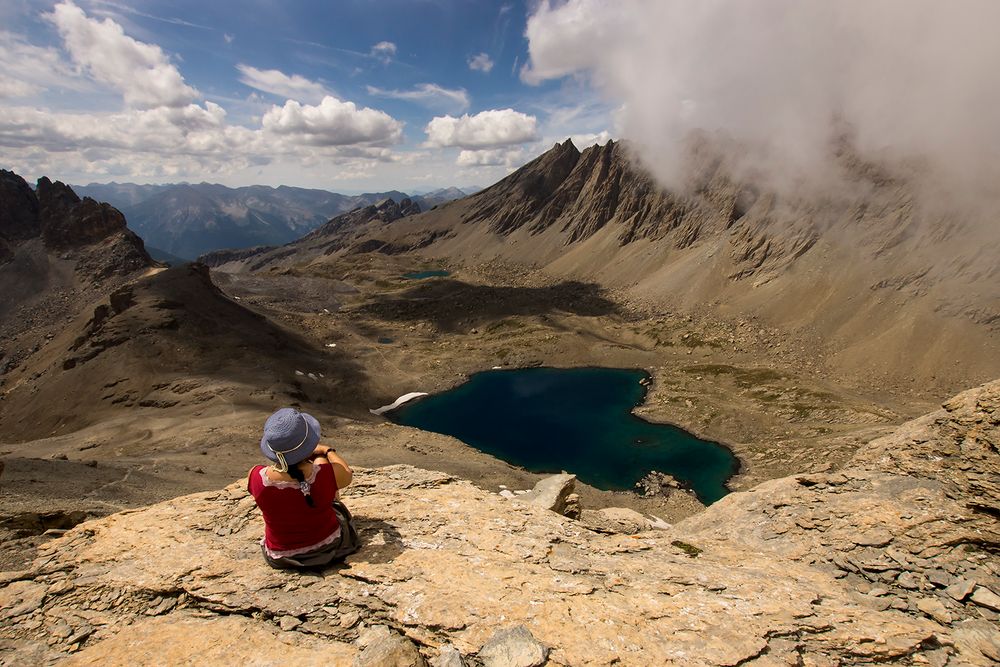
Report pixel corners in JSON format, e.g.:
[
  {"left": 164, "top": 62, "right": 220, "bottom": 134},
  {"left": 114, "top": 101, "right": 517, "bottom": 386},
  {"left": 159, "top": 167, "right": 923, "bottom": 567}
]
[
  {"left": 402, "top": 269, "right": 450, "bottom": 279},
  {"left": 388, "top": 367, "right": 738, "bottom": 504}
]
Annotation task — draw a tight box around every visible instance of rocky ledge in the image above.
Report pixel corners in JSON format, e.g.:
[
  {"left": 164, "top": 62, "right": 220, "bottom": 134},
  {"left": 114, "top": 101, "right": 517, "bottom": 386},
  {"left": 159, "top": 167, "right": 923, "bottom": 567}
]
[{"left": 1, "top": 381, "right": 998, "bottom": 665}]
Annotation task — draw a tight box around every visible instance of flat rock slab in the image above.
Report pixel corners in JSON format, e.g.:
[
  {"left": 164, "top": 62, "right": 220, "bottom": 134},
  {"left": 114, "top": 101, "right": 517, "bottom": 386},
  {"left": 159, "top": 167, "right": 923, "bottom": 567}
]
[
  {"left": 970, "top": 587, "right": 1000, "bottom": 612},
  {"left": 62, "top": 614, "right": 357, "bottom": 666}
]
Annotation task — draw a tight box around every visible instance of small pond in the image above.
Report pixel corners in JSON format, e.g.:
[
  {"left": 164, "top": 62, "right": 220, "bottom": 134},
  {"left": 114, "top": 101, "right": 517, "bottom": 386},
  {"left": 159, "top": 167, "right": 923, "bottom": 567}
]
[
  {"left": 402, "top": 269, "right": 450, "bottom": 279},
  {"left": 387, "top": 367, "right": 738, "bottom": 504}
]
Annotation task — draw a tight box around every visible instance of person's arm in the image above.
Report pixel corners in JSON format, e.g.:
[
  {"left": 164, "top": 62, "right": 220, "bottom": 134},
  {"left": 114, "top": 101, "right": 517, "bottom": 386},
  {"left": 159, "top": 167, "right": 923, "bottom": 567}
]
[{"left": 311, "top": 445, "right": 353, "bottom": 490}]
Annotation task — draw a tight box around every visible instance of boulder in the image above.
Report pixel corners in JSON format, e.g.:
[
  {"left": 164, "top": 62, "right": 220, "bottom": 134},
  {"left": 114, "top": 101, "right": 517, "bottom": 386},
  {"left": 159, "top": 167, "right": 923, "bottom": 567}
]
[
  {"left": 970, "top": 586, "right": 1000, "bottom": 612},
  {"left": 579, "top": 507, "right": 651, "bottom": 534},
  {"left": 354, "top": 631, "right": 427, "bottom": 667},
  {"left": 518, "top": 473, "right": 575, "bottom": 515},
  {"left": 431, "top": 645, "right": 465, "bottom": 667},
  {"left": 478, "top": 626, "right": 548, "bottom": 667}
]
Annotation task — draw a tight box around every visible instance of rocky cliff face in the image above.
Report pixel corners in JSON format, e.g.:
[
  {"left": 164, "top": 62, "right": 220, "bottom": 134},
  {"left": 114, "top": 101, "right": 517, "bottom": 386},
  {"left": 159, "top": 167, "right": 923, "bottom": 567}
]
[
  {"left": 0, "top": 170, "right": 40, "bottom": 243},
  {"left": 2, "top": 379, "right": 996, "bottom": 665},
  {"left": 0, "top": 170, "right": 152, "bottom": 276},
  {"left": 0, "top": 170, "right": 157, "bottom": 399}
]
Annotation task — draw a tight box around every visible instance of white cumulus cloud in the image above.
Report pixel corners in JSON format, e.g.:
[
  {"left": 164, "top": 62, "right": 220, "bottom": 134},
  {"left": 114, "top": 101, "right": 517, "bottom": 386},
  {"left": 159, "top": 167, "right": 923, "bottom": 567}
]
[
  {"left": 0, "top": 31, "right": 87, "bottom": 99},
  {"left": 0, "top": 3, "right": 409, "bottom": 185},
  {"left": 44, "top": 0, "right": 197, "bottom": 109},
  {"left": 468, "top": 53, "right": 494, "bottom": 73},
  {"left": 366, "top": 83, "right": 469, "bottom": 112},
  {"left": 370, "top": 40, "right": 396, "bottom": 64},
  {"left": 425, "top": 109, "right": 538, "bottom": 149},
  {"left": 237, "top": 64, "right": 329, "bottom": 103},
  {"left": 569, "top": 130, "right": 612, "bottom": 149},
  {"left": 262, "top": 96, "right": 404, "bottom": 147},
  {"left": 456, "top": 148, "right": 523, "bottom": 168}
]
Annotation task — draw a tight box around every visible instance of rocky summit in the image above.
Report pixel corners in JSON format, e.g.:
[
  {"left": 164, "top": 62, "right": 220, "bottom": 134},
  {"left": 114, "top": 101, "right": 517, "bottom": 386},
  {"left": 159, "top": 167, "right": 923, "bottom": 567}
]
[
  {"left": 1, "top": 380, "right": 997, "bottom": 665},
  {"left": 0, "top": 171, "right": 152, "bottom": 279}
]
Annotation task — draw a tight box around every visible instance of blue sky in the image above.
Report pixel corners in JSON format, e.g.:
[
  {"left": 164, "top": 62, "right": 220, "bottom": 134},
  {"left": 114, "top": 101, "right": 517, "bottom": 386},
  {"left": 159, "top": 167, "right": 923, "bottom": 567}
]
[
  {"left": 7, "top": 2, "right": 986, "bottom": 197},
  {"left": 0, "top": 0, "right": 615, "bottom": 191}
]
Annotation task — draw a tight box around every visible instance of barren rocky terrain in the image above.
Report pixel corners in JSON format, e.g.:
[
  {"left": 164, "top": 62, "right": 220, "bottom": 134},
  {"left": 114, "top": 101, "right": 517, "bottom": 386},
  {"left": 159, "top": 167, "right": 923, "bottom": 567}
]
[
  {"left": 0, "top": 379, "right": 997, "bottom": 665},
  {"left": 1, "top": 148, "right": 998, "bottom": 665}
]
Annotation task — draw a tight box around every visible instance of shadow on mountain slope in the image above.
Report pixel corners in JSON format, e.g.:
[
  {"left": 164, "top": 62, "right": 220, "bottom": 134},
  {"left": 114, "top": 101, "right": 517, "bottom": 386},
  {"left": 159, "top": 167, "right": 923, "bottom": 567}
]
[
  {"left": 356, "top": 279, "right": 620, "bottom": 333},
  {"left": 0, "top": 263, "right": 376, "bottom": 442}
]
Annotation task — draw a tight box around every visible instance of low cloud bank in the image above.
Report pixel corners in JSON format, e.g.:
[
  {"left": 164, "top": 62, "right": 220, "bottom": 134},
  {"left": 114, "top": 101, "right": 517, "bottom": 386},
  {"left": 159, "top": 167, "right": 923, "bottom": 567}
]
[{"left": 524, "top": 0, "right": 1000, "bottom": 202}]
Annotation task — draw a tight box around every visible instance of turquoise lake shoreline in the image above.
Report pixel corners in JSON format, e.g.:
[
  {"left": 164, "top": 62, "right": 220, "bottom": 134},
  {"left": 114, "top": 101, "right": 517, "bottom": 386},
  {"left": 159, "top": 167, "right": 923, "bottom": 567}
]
[{"left": 388, "top": 366, "right": 740, "bottom": 505}]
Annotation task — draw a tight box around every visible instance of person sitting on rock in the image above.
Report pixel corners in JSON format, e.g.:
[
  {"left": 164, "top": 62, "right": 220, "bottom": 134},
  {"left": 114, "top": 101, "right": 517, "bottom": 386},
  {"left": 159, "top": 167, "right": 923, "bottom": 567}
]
[{"left": 248, "top": 407, "right": 359, "bottom": 569}]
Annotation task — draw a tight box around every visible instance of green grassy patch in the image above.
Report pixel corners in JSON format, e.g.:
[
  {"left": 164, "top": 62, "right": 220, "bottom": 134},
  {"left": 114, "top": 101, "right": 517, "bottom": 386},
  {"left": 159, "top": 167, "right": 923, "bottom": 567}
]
[
  {"left": 671, "top": 540, "right": 703, "bottom": 558},
  {"left": 682, "top": 364, "right": 786, "bottom": 388},
  {"left": 678, "top": 333, "right": 723, "bottom": 349}
]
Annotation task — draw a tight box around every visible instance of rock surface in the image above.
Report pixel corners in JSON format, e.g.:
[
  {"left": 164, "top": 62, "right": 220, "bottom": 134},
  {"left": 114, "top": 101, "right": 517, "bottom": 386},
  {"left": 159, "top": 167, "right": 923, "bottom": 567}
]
[
  {"left": 517, "top": 473, "right": 576, "bottom": 515},
  {"left": 478, "top": 626, "right": 547, "bottom": 667},
  {"left": 0, "top": 171, "right": 152, "bottom": 276},
  {"left": 1, "top": 380, "right": 998, "bottom": 665}
]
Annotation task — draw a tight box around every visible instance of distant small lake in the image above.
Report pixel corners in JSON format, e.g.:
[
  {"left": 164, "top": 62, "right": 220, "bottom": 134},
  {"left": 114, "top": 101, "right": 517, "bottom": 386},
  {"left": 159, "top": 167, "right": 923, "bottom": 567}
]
[
  {"left": 388, "top": 367, "right": 738, "bottom": 504},
  {"left": 402, "top": 269, "right": 450, "bottom": 279}
]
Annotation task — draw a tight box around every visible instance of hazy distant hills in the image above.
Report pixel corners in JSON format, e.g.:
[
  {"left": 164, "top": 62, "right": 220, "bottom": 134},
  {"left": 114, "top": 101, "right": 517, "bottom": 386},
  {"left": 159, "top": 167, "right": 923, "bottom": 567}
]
[{"left": 73, "top": 182, "right": 475, "bottom": 260}]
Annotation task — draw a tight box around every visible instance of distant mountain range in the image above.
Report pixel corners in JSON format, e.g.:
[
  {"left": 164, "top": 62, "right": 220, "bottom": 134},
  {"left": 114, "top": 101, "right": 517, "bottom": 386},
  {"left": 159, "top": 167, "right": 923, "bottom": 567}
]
[{"left": 72, "top": 182, "right": 477, "bottom": 260}]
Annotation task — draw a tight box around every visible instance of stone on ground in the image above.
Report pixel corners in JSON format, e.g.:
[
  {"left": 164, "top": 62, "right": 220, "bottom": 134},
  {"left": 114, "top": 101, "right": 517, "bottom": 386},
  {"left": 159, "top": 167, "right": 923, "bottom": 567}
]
[
  {"left": 478, "top": 625, "right": 548, "bottom": 667},
  {"left": 518, "top": 473, "right": 575, "bottom": 515}
]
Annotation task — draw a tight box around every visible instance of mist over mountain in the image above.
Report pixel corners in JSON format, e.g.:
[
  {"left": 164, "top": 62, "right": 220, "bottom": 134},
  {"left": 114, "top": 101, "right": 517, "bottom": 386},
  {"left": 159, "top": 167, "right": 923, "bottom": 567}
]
[
  {"left": 524, "top": 0, "right": 1000, "bottom": 212},
  {"left": 73, "top": 182, "right": 471, "bottom": 260}
]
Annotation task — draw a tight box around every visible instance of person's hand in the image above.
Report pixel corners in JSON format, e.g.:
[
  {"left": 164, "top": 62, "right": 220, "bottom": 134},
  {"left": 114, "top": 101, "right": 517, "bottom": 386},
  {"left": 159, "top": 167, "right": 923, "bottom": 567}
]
[{"left": 311, "top": 445, "right": 331, "bottom": 458}]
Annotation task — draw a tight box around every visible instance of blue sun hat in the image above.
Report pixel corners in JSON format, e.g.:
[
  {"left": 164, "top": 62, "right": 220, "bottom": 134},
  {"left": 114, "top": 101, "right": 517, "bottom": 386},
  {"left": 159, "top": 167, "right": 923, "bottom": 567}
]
[{"left": 260, "top": 408, "right": 321, "bottom": 472}]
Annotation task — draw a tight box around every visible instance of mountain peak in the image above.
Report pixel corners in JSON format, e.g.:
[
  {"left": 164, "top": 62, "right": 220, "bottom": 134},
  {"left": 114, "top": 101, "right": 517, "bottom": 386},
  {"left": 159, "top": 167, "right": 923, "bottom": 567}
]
[
  {"left": 0, "top": 169, "right": 152, "bottom": 275},
  {"left": 558, "top": 137, "right": 578, "bottom": 151},
  {"left": 0, "top": 169, "right": 41, "bottom": 242}
]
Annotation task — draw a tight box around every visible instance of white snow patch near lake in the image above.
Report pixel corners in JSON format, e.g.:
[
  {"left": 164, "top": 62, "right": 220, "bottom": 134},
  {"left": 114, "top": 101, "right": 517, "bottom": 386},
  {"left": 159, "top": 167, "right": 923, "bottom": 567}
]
[{"left": 370, "top": 392, "right": 428, "bottom": 416}]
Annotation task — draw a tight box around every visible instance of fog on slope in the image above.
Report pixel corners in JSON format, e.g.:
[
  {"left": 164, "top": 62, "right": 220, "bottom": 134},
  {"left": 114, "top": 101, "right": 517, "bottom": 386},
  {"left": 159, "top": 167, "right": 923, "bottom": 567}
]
[{"left": 524, "top": 0, "right": 1000, "bottom": 209}]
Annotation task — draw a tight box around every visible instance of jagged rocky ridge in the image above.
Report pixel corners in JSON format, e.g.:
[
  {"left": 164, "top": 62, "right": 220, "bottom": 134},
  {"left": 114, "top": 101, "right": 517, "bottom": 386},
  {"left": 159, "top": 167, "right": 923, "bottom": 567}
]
[
  {"left": 382, "top": 138, "right": 997, "bottom": 294},
  {"left": 1, "top": 379, "right": 997, "bottom": 665},
  {"left": 0, "top": 170, "right": 152, "bottom": 278},
  {"left": 0, "top": 170, "right": 156, "bottom": 389}
]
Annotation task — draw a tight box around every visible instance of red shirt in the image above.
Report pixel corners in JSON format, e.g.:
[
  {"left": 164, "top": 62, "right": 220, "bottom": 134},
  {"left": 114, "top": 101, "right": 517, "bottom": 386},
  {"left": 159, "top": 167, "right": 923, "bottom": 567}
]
[{"left": 248, "top": 462, "right": 340, "bottom": 556}]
